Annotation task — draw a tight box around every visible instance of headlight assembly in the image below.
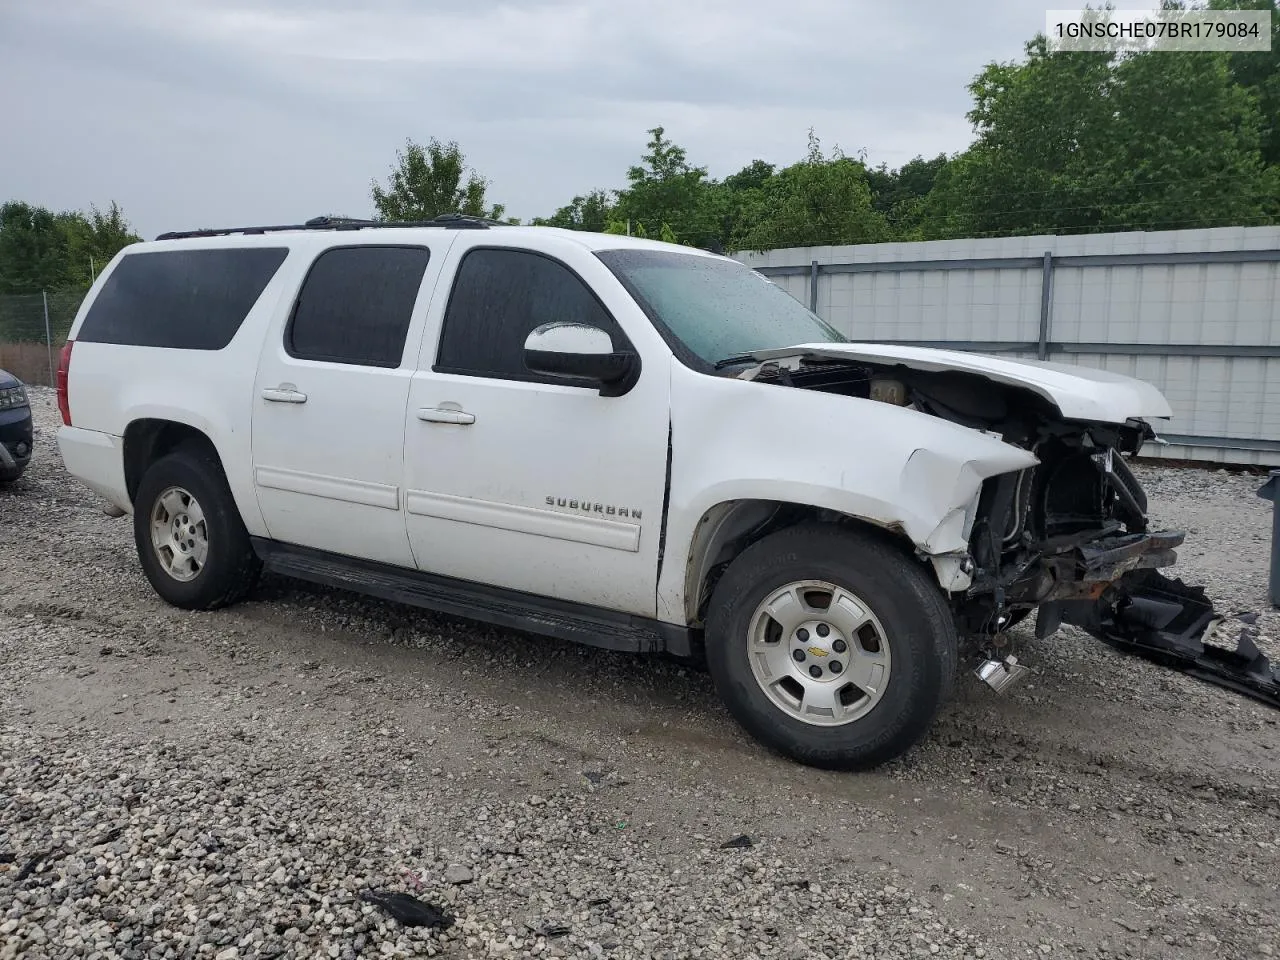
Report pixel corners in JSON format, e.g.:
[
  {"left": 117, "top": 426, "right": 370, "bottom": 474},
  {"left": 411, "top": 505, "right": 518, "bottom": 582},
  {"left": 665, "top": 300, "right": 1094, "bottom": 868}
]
[{"left": 0, "top": 385, "right": 28, "bottom": 411}]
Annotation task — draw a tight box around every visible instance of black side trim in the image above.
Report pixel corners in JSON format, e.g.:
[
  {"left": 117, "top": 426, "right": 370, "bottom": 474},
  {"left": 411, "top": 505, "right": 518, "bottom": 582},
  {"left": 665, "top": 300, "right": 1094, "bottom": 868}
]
[
  {"left": 654, "top": 420, "right": 673, "bottom": 587},
  {"left": 251, "top": 538, "right": 695, "bottom": 657}
]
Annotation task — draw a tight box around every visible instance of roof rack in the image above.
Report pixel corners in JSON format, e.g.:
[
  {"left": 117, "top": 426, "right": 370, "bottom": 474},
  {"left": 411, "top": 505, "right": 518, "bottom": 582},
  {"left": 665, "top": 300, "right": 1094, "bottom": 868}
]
[{"left": 154, "top": 212, "right": 504, "bottom": 241}]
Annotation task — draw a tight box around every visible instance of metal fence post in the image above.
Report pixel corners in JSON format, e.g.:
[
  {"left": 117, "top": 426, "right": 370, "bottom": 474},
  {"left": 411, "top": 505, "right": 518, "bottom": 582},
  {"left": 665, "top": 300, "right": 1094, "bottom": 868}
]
[
  {"left": 809, "top": 259, "right": 820, "bottom": 314},
  {"left": 1037, "top": 251, "right": 1053, "bottom": 360},
  {"left": 42, "top": 290, "right": 53, "bottom": 387},
  {"left": 1258, "top": 471, "right": 1280, "bottom": 608}
]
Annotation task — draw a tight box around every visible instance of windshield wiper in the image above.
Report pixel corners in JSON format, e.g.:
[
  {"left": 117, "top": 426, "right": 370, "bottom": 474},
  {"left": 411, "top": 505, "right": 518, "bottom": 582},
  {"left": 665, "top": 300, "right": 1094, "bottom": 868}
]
[{"left": 713, "top": 354, "right": 761, "bottom": 370}]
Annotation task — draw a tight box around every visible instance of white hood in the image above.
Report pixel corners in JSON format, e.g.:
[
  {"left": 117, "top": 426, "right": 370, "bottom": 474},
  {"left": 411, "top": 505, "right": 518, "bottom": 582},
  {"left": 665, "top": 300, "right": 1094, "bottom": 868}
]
[{"left": 747, "top": 342, "right": 1173, "bottom": 424}]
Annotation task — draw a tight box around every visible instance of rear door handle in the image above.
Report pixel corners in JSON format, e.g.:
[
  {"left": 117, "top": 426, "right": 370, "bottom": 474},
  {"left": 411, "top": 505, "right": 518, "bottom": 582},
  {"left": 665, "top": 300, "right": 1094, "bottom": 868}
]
[
  {"left": 262, "top": 385, "right": 308, "bottom": 404},
  {"left": 417, "top": 406, "right": 475, "bottom": 425}
]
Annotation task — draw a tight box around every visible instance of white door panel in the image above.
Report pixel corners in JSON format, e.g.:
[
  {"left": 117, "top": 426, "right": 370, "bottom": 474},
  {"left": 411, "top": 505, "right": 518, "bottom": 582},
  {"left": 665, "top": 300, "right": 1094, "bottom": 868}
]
[
  {"left": 252, "top": 240, "right": 454, "bottom": 566},
  {"left": 405, "top": 375, "right": 667, "bottom": 612},
  {"left": 404, "top": 240, "right": 670, "bottom": 616}
]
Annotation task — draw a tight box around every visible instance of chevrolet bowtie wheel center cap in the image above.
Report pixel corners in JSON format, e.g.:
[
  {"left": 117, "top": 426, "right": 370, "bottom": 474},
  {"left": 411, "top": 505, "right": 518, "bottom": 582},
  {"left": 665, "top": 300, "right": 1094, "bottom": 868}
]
[{"left": 789, "top": 620, "right": 849, "bottom": 682}]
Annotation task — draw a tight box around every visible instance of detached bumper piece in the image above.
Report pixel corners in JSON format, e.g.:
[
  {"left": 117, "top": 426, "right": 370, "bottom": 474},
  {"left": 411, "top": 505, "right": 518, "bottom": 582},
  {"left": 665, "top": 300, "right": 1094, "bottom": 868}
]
[
  {"left": 1062, "top": 568, "right": 1280, "bottom": 711},
  {"left": 1075, "top": 530, "right": 1184, "bottom": 583}
]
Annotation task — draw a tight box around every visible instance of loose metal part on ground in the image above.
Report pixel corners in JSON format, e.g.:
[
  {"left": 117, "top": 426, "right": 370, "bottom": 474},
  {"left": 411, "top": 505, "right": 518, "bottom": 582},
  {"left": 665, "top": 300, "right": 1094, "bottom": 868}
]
[{"left": 976, "top": 654, "right": 1029, "bottom": 694}]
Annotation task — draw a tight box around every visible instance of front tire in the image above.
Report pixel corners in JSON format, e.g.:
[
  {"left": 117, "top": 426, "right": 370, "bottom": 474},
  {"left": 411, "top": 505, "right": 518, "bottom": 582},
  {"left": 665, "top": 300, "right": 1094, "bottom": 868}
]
[
  {"left": 132, "top": 442, "right": 261, "bottom": 610},
  {"left": 704, "top": 523, "right": 957, "bottom": 770}
]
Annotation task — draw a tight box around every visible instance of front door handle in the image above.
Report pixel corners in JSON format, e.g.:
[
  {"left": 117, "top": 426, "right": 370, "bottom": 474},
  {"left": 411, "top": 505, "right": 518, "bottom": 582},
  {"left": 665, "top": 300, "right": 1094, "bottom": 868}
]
[
  {"left": 262, "top": 385, "right": 308, "bottom": 404},
  {"left": 417, "top": 406, "right": 475, "bottom": 425}
]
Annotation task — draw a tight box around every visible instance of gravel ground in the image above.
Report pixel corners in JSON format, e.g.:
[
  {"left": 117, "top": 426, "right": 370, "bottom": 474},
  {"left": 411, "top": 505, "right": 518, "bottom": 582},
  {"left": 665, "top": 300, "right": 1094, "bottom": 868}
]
[{"left": 3, "top": 387, "right": 1279, "bottom": 960}]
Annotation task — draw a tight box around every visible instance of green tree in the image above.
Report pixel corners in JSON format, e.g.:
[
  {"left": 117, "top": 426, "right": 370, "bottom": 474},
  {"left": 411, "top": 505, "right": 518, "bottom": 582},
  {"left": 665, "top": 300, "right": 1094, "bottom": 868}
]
[
  {"left": 612, "top": 127, "right": 719, "bottom": 247},
  {"left": 60, "top": 202, "right": 141, "bottom": 285},
  {"left": 532, "top": 189, "right": 616, "bottom": 231},
  {"left": 0, "top": 199, "right": 141, "bottom": 346},
  {"left": 0, "top": 202, "right": 73, "bottom": 294},
  {"left": 919, "top": 30, "right": 1276, "bottom": 238},
  {"left": 722, "top": 159, "right": 776, "bottom": 196},
  {"left": 1097, "top": 46, "right": 1272, "bottom": 229},
  {"left": 1208, "top": 0, "right": 1280, "bottom": 167},
  {"left": 866, "top": 154, "right": 951, "bottom": 238},
  {"left": 371, "top": 138, "right": 507, "bottom": 222},
  {"left": 922, "top": 39, "right": 1117, "bottom": 238},
  {"left": 711, "top": 160, "right": 775, "bottom": 250},
  {"left": 735, "top": 131, "right": 889, "bottom": 250},
  {"left": 866, "top": 154, "right": 949, "bottom": 214},
  {"left": 0, "top": 200, "right": 139, "bottom": 291}
]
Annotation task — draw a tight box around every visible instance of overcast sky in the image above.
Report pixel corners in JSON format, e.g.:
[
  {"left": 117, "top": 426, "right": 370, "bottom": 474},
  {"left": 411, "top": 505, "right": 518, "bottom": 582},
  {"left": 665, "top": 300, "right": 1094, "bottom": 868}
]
[{"left": 1, "top": 0, "right": 1161, "bottom": 240}]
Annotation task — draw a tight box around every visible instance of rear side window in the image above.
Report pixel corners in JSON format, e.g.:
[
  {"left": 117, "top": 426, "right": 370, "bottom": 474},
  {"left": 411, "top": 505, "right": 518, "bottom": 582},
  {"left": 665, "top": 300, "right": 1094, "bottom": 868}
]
[
  {"left": 286, "top": 245, "right": 431, "bottom": 368},
  {"left": 77, "top": 247, "right": 289, "bottom": 350},
  {"left": 436, "top": 247, "right": 623, "bottom": 381}
]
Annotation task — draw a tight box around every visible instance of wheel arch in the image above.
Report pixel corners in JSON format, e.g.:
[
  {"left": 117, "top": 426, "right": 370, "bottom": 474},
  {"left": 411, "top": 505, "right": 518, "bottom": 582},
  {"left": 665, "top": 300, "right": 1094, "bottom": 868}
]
[
  {"left": 128, "top": 423, "right": 264, "bottom": 611},
  {"left": 123, "top": 418, "right": 226, "bottom": 506},
  {"left": 680, "top": 498, "right": 926, "bottom": 628}
]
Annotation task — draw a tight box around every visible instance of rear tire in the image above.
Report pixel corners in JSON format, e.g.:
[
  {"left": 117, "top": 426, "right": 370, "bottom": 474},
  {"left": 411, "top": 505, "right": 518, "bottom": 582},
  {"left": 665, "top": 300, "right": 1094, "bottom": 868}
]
[
  {"left": 704, "top": 523, "right": 957, "bottom": 770},
  {"left": 132, "top": 442, "right": 261, "bottom": 610}
]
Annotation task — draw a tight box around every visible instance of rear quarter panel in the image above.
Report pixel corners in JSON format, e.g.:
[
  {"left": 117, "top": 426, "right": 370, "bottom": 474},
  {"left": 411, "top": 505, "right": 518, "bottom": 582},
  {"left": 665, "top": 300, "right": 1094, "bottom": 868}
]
[{"left": 63, "top": 243, "right": 308, "bottom": 537}]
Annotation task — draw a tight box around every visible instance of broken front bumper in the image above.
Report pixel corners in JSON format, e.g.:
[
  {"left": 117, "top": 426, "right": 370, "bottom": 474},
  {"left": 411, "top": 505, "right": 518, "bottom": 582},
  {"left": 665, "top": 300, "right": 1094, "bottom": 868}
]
[{"left": 1040, "top": 553, "right": 1280, "bottom": 711}]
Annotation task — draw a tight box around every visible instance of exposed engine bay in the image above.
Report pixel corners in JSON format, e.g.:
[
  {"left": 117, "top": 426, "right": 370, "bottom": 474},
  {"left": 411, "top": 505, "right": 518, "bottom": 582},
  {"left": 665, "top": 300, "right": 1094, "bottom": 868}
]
[{"left": 740, "top": 355, "right": 1280, "bottom": 711}]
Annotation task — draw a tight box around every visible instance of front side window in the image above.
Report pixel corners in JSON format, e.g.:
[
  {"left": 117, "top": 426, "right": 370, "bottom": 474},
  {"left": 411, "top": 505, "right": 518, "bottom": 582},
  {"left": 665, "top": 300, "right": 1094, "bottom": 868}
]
[
  {"left": 436, "top": 247, "right": 624, "bottom": 381},
  {"left": 287, "top": 245, "right": 431, "bottom": 367},
  {"left": 595, "top": 248, "right": 846, "bottom": 368}
]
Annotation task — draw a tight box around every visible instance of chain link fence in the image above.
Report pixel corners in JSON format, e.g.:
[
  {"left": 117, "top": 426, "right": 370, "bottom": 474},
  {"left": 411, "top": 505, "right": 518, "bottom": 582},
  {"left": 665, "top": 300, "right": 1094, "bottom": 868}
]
[{"left": 0, "top": 287, "right": 89, "bottom": 386}]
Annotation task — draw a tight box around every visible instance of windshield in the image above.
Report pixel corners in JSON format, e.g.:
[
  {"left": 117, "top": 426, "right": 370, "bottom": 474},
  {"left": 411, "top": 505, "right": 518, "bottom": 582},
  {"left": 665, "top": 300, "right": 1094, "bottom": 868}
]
[{"left": 595, "top": 248, "right": 847, "bottom": 367}]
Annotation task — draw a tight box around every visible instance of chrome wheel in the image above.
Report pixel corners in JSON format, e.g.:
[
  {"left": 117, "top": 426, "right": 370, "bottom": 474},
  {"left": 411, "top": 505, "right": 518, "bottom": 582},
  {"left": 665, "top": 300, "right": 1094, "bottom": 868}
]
[
  {"left": 747, "top": 579, "right": 892, "bottom": 727},
  {"left": 149, "top": 485, "right": 208, "bottom": 583}
]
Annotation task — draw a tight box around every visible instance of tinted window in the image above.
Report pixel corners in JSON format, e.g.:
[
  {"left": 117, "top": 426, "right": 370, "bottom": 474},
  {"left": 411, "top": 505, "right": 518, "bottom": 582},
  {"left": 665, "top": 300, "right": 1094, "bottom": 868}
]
[
  {"left": 287, "top": 246, "right": 431, "bottom": 367},
  {"left": 78, "top": 247, "right": 289, "bottom": 350},
  {"left": 436, "top": 248, "right": 622, "bottom": 380},
  {"left": 596, "top": 248, "right": 846, "bottom": 368}
]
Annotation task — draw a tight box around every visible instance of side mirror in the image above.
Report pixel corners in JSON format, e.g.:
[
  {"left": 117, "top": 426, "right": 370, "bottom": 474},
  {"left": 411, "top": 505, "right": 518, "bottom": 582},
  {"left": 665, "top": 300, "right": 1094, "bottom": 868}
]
[{"left": 523, "top": 322, "right": 640, "bottom": 396}]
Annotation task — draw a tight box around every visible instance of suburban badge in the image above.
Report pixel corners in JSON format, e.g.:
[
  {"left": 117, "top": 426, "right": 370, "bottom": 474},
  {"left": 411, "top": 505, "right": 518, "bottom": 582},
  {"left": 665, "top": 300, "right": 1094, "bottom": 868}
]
[{"left": 546, "top": 496, "right": 641, "bottom": 520}]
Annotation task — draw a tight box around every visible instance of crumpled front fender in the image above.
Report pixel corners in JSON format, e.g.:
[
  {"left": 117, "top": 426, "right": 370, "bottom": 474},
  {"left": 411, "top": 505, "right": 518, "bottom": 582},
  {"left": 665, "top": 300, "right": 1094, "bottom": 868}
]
[
  {"left": 658, "top": 365, "right": 1042, "bottom": 620},
  {"left": 900, "top": 445, "right": 1038, "bottom": 555},
  {"left": 900, "top": 443, "right": 1040, "bottom": 594}
]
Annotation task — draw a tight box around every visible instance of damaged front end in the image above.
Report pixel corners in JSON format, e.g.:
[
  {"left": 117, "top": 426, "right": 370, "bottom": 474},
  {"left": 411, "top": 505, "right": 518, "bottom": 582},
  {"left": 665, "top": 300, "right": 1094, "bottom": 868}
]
[
  {"left": 734, "top": 349, "right": 1278, "bottom": 711},
  {"left": 958, "top": 421, "right": 1280, "bottom": 711}
]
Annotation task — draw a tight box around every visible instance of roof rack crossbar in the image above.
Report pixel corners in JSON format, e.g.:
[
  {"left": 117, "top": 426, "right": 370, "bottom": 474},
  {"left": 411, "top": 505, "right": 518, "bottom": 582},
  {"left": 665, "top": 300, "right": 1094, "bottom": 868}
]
[{"left": 154, "top": 213, "right": 501, "bottom": 241}]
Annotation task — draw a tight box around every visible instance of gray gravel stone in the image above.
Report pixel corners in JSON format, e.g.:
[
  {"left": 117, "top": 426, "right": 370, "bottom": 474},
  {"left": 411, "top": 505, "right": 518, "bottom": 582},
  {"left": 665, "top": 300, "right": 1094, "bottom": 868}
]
[{"left": 444, "top": 864, "right": 473, "bottom": 884}]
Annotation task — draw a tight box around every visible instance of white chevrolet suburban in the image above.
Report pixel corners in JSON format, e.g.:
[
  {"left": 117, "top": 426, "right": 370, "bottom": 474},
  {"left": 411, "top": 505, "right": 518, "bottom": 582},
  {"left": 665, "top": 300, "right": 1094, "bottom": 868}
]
[{"left": 55, "top": 214, "right": 1276, "bottom": 770}]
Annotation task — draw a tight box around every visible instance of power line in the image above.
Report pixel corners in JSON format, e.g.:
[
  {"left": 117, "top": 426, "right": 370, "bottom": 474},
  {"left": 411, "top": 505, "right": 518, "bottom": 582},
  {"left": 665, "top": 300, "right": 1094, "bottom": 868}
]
[{"left": 886, "top": 170, "right": 1278, "bottom": 207}]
